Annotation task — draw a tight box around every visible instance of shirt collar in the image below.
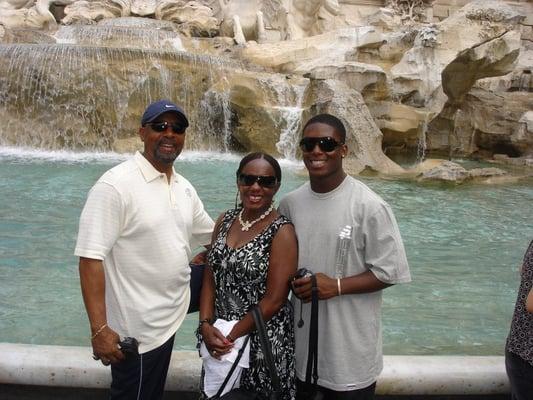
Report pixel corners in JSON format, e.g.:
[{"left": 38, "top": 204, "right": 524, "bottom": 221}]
[{"left": 134, "top": 151, "right": 178, "bottom": 183}]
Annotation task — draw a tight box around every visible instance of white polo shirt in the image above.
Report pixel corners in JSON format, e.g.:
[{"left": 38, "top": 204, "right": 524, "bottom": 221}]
[{"left": 75, "top": 151, "right": 214, "bottom": 353}]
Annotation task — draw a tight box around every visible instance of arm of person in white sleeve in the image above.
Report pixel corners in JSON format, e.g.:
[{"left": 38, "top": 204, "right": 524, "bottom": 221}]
[{"left": 75, "top": 182, "right": 124, "bottom": 365}]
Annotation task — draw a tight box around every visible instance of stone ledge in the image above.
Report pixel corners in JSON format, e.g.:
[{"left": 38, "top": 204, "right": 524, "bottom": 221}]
[{"left": 0, "top": 343, "right": 510, "bottom": 395}]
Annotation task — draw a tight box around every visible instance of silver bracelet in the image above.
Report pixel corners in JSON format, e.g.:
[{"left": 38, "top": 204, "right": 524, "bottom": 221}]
[{"left": 337, "top": 278, "right": 342, "bottom": 296}]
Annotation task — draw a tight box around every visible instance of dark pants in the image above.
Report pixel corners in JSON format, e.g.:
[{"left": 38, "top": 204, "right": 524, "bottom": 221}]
[
  {"left": 110, "top": 335, "right": 175, "bottom": 400},
  {"left": 505, "top": 349, "right": 533, "bottom": 400},
  {"left": 296, "top": 379, "right": 376, "bottom": 400}
]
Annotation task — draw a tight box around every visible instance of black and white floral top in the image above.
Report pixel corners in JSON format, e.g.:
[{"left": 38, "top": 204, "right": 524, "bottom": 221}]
[
  {"left": 205, "top": 208, "right": 295, "bottom": 400},
  {"left": 506, "top": 240, "right": 533, "bottom": 366}
]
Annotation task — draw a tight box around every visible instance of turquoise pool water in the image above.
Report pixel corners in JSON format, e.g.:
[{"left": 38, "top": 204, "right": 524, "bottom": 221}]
[{"left": 1, "top": 147, "right": 532, "bottom": 355}]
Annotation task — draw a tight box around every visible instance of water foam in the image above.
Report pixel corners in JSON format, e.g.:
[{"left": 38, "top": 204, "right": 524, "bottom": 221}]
[
  {"left": 0, "top": 146, "right": 303, "bottom": 168},
  {"left": 0, "top": 146, "right": 129, "bottom": 164}
]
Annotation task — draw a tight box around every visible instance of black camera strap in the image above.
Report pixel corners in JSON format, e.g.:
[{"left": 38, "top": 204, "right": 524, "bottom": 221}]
[{"left": 305, "top": 274, "right": 319, "bottom": 387}]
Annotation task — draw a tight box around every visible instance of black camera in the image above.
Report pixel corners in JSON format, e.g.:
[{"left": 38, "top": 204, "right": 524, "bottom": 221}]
[
  {"left": 293, "top": 267, "right": 313, "bottom": 281},
  {"left": 119, "top": 337, "right": 139, "bottom": 358}
]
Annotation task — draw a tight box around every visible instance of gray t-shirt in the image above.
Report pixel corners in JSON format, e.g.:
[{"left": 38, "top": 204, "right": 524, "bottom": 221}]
[{"left": 279, "top": 176, "right": 411, "bottom": 391}]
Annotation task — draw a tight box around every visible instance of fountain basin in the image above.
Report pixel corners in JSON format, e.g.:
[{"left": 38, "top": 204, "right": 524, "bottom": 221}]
[{"left": 0, "top": 342, "right": 509, "bottom": 396}]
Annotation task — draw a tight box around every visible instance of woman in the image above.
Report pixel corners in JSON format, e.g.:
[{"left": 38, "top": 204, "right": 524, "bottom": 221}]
[
  {"left": 505, "top": 240, "right": 533, "bottom": 399},
  {"left": 198, "top": 152, "right": 297, "bottom": 400}
]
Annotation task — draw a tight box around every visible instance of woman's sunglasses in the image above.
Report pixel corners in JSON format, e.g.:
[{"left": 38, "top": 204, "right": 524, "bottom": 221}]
[
  {"left": 299, "top": 136, "right": 343, "bottom": 152},
  {"left": 145, "top": 121, "right": 186, "bottom": 134},
  {"left": 237, "top": 173, "right": 278, "bottom": 188}
]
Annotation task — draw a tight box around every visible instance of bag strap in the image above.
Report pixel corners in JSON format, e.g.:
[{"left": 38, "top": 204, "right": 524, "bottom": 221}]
[
  {"left": 251, "top": 305, "right": 281, "bottom": 397},
  {"left": 305, "top": 274, "right": 319, "bottom": 387},
  {"left": 213, "top": 335, "right": 250, "bottom": 399}
]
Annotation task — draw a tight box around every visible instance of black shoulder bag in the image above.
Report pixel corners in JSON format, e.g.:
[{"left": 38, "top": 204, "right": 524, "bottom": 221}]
[
  {"left": 210, "top": 306, "right": 281, "bottom": 400},
  {"left": 188, "top": 262, "right": 205, "bottom": 314}
]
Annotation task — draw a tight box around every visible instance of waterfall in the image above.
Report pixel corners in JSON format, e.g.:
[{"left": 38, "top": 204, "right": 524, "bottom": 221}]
[
  {"left": 197, "top": 80, "right": 234, "bottom": 152},
  {"left": 55, "top": 25, "right": 185, "bottom": 51},
  {"left": 275, "top": 85, "right": 305, "bottom": 160},
  {"left": 275, "top": 107, "right": 304, "bottom": 160},
  {"left": 0, "top": 42, "right": 247, "bottom": 151},
  {"left": 0, "top": 17, "right": 311, "bottom": 157},
  {"left": 449, "top": 109, "right": 462, "bottom": 160},
  {"left": 415, "top": 112, "right": 429, "bottom": 164},
  {"left": 518, "top": 71, "right": 531, "bottom": 92}
]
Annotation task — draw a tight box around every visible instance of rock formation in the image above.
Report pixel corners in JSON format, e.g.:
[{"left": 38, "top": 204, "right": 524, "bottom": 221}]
[{"left": 0, "top": 0, "right": 531, "bottom": 176}]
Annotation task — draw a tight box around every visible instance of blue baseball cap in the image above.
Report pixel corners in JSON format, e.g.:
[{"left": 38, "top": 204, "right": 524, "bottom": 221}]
[{"left": 141, "top": 100, "right": 189, "bottom": 127}]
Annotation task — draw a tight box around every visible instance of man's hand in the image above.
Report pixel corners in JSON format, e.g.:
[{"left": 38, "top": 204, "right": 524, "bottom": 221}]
[
  {"left": 292, "top": 273, "right": 338, "bottom": 303},
  {"left": 91, "top": 326, "right": 125, "bottom": 366}
]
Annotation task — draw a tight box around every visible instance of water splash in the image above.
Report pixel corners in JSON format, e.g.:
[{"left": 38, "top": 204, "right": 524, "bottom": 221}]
[{"left": 0, "top": 145, "right": 243, "bottom": 164}]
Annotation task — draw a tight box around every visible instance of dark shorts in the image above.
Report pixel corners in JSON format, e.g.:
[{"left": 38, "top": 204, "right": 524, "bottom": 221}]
[
  {"left": 110, "top": 335, "right": 175, "bottom": 400},
  {"left": 296, "top": 379, "right": 376, "bottom": 400},
  {"left": 505, "top": 349, "right": 533, "bottom": 400}
]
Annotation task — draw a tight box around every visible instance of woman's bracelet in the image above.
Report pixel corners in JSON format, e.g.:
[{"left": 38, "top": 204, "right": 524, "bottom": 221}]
[
  {"left": 226, "top": 333, "right": 235, "bottom": 343},
  {"left": 199, "top": 318, "right": 213, "bottom": 328},
  {"left": 337, "top": 278, "right": 342, "bottom": 296},
  {"left": 91, "top": 323, "right": 107, "bottom": 340}
]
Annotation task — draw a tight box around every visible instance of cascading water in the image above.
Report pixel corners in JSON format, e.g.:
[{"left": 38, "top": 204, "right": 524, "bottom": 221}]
[
  {"left": 0, "top": 17, "right": 309, "bottom": 156},
  {"left": 197, "top": 80, "right": 234, "bottom": 152},
  {"left": 275, "top": 84, "right": 305, "bottom": 160},
  {"left": 0, "top": 43, "right": 239, "bottom": 150},
  {"left": 274, "top": 105, "right": 304, "bottom": 160},
  {"left": 55, "top": 25, "right": 185, "bottom": 51},
  {"left": 449, "top": 108, "right": 463, "bottom": 160},
  {"left": 415, "top": 112, "right": 429, "bottom": 164}
]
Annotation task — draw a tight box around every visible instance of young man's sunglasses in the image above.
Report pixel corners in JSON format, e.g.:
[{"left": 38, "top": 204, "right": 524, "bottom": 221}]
[
  {"left": 237, "top": 173, "right": 278, "bottom": 188},
  {"left": 299, "top": 136, "right": 343, "bottom": 153},
  {"left": 145, "top": 121, "right": 186, "bottom": 134}
]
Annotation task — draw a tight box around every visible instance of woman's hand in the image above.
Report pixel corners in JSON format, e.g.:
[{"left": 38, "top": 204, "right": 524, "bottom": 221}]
[{"left": 201, "top": 324, "right": 233, "bottom": 360}]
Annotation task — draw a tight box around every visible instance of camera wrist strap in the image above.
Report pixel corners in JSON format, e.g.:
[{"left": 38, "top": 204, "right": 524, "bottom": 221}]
[{"left": 305, "top": 274, "right": 319, "bottom": 387}]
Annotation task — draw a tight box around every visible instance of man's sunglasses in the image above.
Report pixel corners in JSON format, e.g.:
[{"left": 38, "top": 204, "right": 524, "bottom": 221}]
[
  {"left": 145, "top": 121, "right": 186, "bottom": 134},
  {"left": 237, "top": 173, "right": 278, "bottom": 188},
  {"left": 299, "top": 136, "right": 343, "bottom": 153}
]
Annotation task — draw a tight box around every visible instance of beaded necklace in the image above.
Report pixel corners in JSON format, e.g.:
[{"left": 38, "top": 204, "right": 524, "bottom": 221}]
[{"left": 238, "top": 203, "right": 274, "bottom": 232}]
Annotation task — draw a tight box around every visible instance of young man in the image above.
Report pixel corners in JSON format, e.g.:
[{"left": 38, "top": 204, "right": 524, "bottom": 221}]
[
  {"left": 75, "top": 100, "right": 214, "bottom": 399},
  {"left": 279, "top": 114, "right": 411, "bottom": 400}
]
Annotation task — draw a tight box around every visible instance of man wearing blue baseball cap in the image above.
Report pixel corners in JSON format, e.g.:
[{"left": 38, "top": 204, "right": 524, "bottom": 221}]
[{"left": 75, "top": 100, "right": 214, "bottom": 399}]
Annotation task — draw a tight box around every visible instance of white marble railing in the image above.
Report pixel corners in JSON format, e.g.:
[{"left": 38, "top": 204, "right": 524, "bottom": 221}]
[{"left": 0, "top": 343, "right": 509, "bottom": 395}]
